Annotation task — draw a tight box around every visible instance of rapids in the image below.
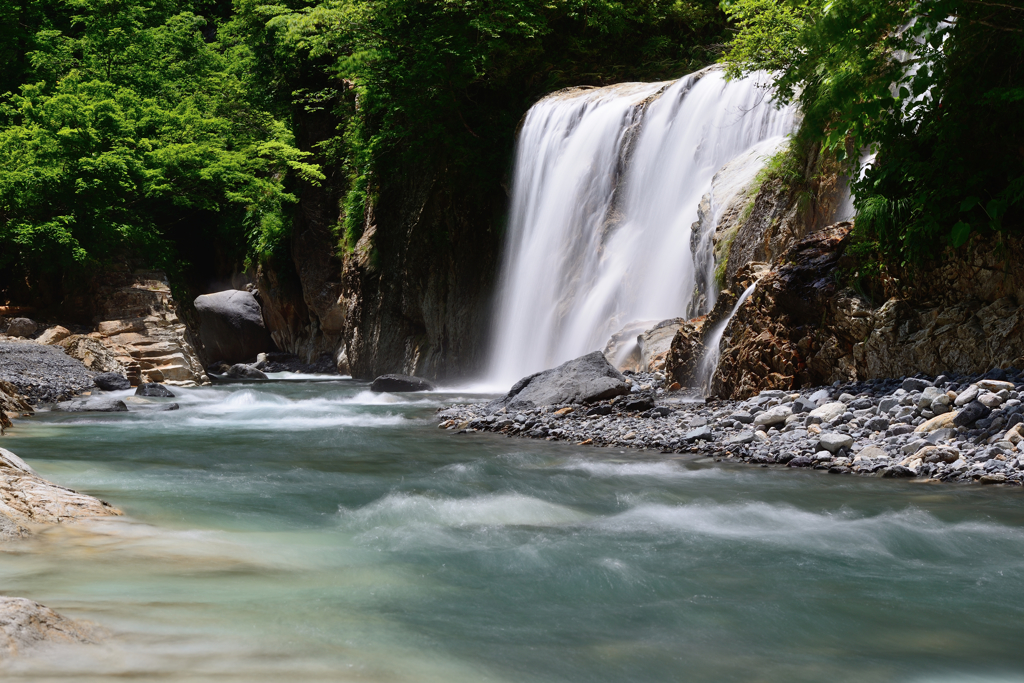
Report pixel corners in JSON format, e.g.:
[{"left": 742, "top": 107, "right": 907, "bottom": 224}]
[{"left": 2, "top": 380, "right": 1024, "bottom": 681}]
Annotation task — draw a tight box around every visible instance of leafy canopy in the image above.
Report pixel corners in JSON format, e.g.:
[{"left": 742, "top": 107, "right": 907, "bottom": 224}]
[{"left": 723, "top": 0, "right": 1024, "bottom": 262}]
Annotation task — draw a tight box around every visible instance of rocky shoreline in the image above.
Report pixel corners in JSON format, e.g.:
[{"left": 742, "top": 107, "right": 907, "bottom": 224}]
[{"left": 439, "top": 366, "right": 1024, "bottom": 486}]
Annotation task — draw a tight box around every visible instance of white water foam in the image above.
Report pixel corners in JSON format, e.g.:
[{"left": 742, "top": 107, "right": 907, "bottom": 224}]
[{"left": 488, "top": 68, "right": 797, "bottom": 385}]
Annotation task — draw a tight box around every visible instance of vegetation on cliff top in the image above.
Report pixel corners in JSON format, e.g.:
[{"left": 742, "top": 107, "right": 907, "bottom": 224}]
[
  {"left": 723, "top": 0, "right": 1024, "bottom": 264},
  {"left": 0, "top": 0, "right": 728, "bottom": 308}
]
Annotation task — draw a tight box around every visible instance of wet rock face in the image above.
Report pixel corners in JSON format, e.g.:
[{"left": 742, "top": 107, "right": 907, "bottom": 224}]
[
  {"left": 0, "top": 597, "right": 101, "bottom": 658},
  {"left": 702, "top": 222, "right": 1024, "bottom": 399},
  {"left": 490, "top": 351, "right": 630, "bottom": 411},
  {"left": 194, "top": 290, "right": 275, "bottom": 365}
]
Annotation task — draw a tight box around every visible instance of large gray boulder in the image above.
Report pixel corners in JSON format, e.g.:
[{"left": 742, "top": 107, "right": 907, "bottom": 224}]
[
  {"left": 193, "top": 290, "right": 273, "bottom": 364},
  {"left": 492, "top": 351, "right": 630, "bottom": 411},
  {"left": 5, "top": 318, "right": 37, "bottom": 338}
]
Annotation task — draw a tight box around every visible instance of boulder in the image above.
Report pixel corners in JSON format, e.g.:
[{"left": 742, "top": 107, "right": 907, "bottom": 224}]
[
  {"left": 620, "top": 393, "right": 656, "bottom": 412},
  {"left": 809, "top": 401, "right": 846, "bottom": 423},
  {"left": 225, "top": 364, "right": 268, "bottom": 380},
  {"left": 753, "top": 405, "right": 790, "bottom": 427},
  {"left": 637, "top": 319, "right": 686, "bottom": 373},
  {"left": 135, "top": 383, "right": 175, "bottom": 397},
  {"left": 953, "top": 401, "right": 992, "bottom": 428},
  {"left": 0, "top": 597, "right": 101, "bottom": 658},
  {"left": 818, "top": 432, "right": 855, "bottom": 454},
  {"left": 902, "top": 377, "right": 931, "bottom": 392},
  {"left": 94, "top": 373, "right": 131, "bottom": 392},
  {"left": 491, "top": 351, "right": 630, "bottom": 411},
  {"left": 5, "top": 318, "right": 37, "bottom": 338},
  {"left": 369, "top": 374, "right": 436, "bottom": 393},
  {"left": 34, "top": 326, "right": 70, "bottom": 345},
  {"left": 915, "top": 411, "right": 958, "bottom": 433},
  {"left": 193, "top": 290, "right": 274, "bottom": 364}
]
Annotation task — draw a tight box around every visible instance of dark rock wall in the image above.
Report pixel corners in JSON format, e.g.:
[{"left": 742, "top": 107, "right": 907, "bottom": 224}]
[{"left": 258, "top": 161, "right": 503, "bottom": 381}]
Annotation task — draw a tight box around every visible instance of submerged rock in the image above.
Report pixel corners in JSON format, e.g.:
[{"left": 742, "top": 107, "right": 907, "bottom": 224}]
[
  {"left": 225, "top": 364, "right": 268, "bottom": 381},
  {"left": 135, "top": 382, "right": 175, "bottom": 397},
  {"left": 0, "top": 597, "right": 101, "bottom": 658},
  {"left": 370, "top": 374, "right": 435, "bottom": 392},
  {"left": 52, "top": 398, "right": 128, "bottom": 413},
  {"left": 491, "top": 351, "right": 629, "bottom": 411}
]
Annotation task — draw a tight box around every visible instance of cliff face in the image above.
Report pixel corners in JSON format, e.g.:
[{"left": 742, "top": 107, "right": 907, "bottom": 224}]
[
  {"left": 666, "top": 143, "right": 1024, "bottom": 399},
  {"left": 258, "top": 161, "right": 503, "bottom": 381}
]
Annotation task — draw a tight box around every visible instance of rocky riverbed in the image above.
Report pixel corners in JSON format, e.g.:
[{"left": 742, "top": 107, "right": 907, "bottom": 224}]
[{"left": 439, "top": 367, "right": 1024, "bottom": 486}]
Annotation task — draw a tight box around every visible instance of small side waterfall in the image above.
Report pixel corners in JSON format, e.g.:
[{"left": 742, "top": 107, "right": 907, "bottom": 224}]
[
  {"left": 488, "top": 67, "right": 796, "bottom": 386},
  {"left": 695, "top": 281, "right": 758, "bottom": 390}
]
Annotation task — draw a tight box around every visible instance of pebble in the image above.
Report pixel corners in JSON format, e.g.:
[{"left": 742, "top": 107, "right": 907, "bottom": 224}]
[{"left": 437, "top": 369, "right": 1024, "bottom": 487}]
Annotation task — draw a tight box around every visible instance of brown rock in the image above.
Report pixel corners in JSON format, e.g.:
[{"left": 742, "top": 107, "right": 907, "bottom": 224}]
[
  {"left": 34, "top": 326, "right": 70, "bottom": 345},
  {"left": 915, "top": 412, "right": 958, "bottom": 433}
]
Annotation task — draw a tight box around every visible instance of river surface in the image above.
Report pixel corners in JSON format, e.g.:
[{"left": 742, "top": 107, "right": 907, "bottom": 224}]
[{"left": 2, "top": 379, "right": 1024, "bottom": 682}]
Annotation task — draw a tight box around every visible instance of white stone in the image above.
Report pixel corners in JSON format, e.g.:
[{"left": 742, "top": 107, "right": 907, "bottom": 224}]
[
  {"left": 978, "top": 392, "right": 1003, "bottom": 408},
  {"left": 954, "top": 385, "right": 980, "bottom": 406},
  {"left": 753, "top": 405, "right": 791, "bottom": 427},
  {"left": 809, "top": 402, "right": 846, "bottom": 423}
]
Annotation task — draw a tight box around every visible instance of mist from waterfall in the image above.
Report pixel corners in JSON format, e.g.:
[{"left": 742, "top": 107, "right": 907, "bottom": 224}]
[{"left": 487, "top": 67, "right": 796, "bottom": 386}]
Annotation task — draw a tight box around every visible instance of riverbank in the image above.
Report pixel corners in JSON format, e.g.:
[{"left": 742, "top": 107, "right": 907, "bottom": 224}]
[{"left": 438, "top": 368, "right": 1024, "bottom": 485}]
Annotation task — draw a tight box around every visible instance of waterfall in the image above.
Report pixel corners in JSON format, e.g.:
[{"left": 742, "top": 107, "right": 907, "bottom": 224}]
[
  {"left": 488, "top": 66, "right": 797, "bottom": 386},
  {"left": 695, "top": 281, "right": 759, "bottom": 391}
]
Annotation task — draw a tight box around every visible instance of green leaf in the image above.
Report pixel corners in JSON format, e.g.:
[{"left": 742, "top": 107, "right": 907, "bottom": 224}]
[{"left": 950, "top": 221, "right": 971, "bottom": 248}]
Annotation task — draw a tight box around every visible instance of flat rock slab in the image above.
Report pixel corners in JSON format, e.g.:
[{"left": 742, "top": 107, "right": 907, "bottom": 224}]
[
  {"left": 492, "top": 351, "right": 629, "bottom": 411},
  {"left": 370, "top": 374, "right": 436, "bottom": 393},
  {"left": 0, "top": 597, "right": 100, "bottom": 658},
  {"left": 0, "top": 447, "right": 122, "bottom": 524}
]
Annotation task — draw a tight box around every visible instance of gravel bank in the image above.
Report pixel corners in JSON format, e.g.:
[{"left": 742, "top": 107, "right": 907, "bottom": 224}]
[
  {"left": 438, "top": 368, "right": 1024, "bottom": 486},
  {"left": 0, "top": 340, "right": 94, "bottom": 404}
]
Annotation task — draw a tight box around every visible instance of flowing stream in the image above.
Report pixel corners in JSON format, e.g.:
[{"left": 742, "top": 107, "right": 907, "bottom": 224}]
[
  {"left": 3, "top": 380, "right": 1024, "bottom": 681},
  {"left": 489, "top": 68, "right": 796, "bottom": 385}
]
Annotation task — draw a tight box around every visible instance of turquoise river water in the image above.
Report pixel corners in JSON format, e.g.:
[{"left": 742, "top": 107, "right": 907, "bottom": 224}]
[{"left": 1, "top": 378, "right": 1024, "bottom": 682}]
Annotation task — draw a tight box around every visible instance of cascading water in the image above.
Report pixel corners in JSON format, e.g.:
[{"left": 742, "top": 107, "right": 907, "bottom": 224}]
[
  {"left": 695, "top": 281, "right": 759, "bottom": 391},
  {"left": 488, "top": 67, "right": 797, "bottom": 386}
]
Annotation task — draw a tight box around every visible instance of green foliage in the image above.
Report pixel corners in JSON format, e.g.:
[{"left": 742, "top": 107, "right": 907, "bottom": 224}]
[
  {"left": 724, "top": 0, "right": 1024, "bottom": 263},
  {"left": 0, "top": 0, "right": 320, "bottom": 299},
  {"left": 238, "top": 0, "right": 730, "bottom": 249}
]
